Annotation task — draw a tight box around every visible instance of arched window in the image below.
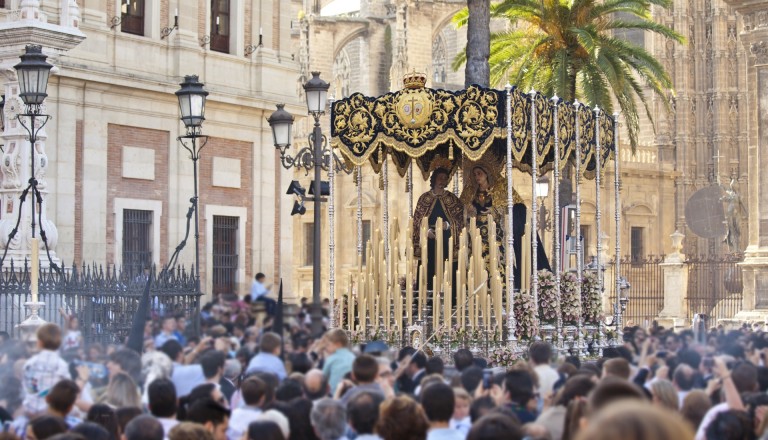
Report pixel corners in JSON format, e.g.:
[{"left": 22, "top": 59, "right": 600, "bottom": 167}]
[
  {"left": 333, "top": 49, "right": 351, "bottom": 98},
  {"left": 432, "top": 35, "right": 447, "bottom": 85}
]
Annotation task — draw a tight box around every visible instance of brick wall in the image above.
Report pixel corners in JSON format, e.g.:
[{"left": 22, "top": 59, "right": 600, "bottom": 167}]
[
  {"left": 245, "top": 0, "right": 252, "bottom": 49},
  {"left": 106, "top": 0, "right": 115, "bottom": 27},
  {"left": 161, "top": 0, "right": 168, "bottom": 26},
  {"left": 106, "top": 124, "right": 170, "bottom": 266},
  {"left": 198, "top": 0, "right": 206, "bottom": 39},
  {"left": 75, "top": 120, "right": 83, "bottom": 264},
  {"left": 198, "top": 137, "right": 254, "bottom": 290}
]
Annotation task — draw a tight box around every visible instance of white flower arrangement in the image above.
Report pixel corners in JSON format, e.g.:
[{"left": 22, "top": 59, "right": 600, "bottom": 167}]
[
  {"left": 537, "top": 269, "right": 558, "bottom": 323},
  {"left": 561, "top": 271, "right": 581, "bottom": 324},
  {"left": 515, "top": 290, "right": 537, "bottom": 340},
  {"left": 490, "top": 346, "right": 520, "bottom": 367},
  {"left": 581, "top": 270, "right": 602, "bottom": 323}
]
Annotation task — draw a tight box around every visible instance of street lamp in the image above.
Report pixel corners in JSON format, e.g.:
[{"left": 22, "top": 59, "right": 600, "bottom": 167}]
[
  {"left": 616, "top": 276, "right": 630, "bottom": 331},
  {"left": 7, "top": 45, "right": 55, "bottom": 341},
  {"left": 268, "top": 71, "right": 351, "bottom": 336},
  {"left": 172, "top": 75, "right": 209, "bottom": 295}
]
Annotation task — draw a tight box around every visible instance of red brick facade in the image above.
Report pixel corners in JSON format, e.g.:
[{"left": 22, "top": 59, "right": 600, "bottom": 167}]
[
  {"left": 198, "top": 137, "right": 254, "bottom": 290},
  {"left": 106, "top": 124, "right": 170, "bottom": 267}
]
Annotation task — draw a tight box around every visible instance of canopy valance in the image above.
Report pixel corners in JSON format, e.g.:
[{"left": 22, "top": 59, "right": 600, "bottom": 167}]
[{"left": 330, "top": 85, "right": 616, "bottom": 180}]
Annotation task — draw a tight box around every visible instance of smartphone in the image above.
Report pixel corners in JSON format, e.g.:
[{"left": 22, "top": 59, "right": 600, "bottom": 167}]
[
  {"left": 482, "top": 369, "right": 493, "bottom": 390},
  {"left": 657, "top": 351, "right": 667, "bottom": 359}
]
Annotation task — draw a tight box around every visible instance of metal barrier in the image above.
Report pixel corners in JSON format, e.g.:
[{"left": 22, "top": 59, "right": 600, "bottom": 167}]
[
  {"left": 0, "top": 261, "right": 200, "bottom": 345},
  {"left": 686, "top": 253, "right": 744, "bottom": 322},
  {"left": 608, "top": 256, "right": 666, "bottom": 328}
]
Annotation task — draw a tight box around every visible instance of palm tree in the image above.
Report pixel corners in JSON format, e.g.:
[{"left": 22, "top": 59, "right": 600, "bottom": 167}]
[
  {"left": 465, "top": 0, "right": 491, "bottom": 87},
  {"left": 453, "top": 0, "right": 684, "bottom": 151}
]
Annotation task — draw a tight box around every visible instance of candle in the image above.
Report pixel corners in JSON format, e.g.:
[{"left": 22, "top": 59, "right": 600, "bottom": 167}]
[
  {"left": 433, "top": 275, "right": 439, "bottom": 331},
  {"left": 216, "top": 16, "right": 220, "bottom": 26},
  {"left": 420, "top": 217, "right": 428, "bottom": 318},
  {"left": 443, "top": 264, "right": 451, "bottom": 330},
  {"left": 468, "top": 259, "right": 475, "bottom": 328},
  {"left": 435, "top": 218, "right": 443, "bottom": 300},
  {"left": 260, "top": 26, "right": 263, "bottom": 35},
  {"left": 418, "top": 264, "right": 425, "bottom": 321},
  {"left": 31, "top": 237, "right": 39, "bottom": 303},
  {"left": 175, "top": 8, "right": 178, "bottom": 17},
  {"left": 369, "top": 272, "right": 375, "bottom": 328},
  {"left": 394, "top": 267, "right": 402, "bottom": 332}
]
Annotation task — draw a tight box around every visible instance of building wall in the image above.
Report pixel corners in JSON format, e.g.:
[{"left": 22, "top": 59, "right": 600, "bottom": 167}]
[{"left": 0, "top": 0, "right": 302, "bottom": 301}]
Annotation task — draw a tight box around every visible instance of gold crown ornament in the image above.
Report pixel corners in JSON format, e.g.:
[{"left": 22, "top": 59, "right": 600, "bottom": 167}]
[
  {"left": 403, "top": 69, "right": 427, "bottom": 89},
  {"left": 429, "top": 155, "right": 454, "bottom": 172}
]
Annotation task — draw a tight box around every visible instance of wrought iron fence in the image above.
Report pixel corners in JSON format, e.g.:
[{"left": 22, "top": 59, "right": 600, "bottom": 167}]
[
  {"left": 608, "top": 256, "right": 666, "bottom": 327},
  {"left": 686, "top": 253, "right": 744, "bottom": 322},
  {"left": 0, "top": 261, "right": 200, "bottom": 345}
]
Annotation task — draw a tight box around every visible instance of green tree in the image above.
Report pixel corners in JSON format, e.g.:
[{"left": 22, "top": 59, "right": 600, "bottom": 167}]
[{"left": 453, "top": 0, "right": 684, "bottom": 150}]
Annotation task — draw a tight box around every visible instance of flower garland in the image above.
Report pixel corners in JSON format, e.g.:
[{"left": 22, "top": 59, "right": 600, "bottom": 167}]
[
  {"left": 581, "top": 270, "right": 602, "bottom": 323},
  {"left": 561, "top": 271, "right": 581, "bottom": 324},
  {"left": 490, "top": 346, "right": 520, "bottom": 367},
  {"left": 515, "top": 290, "right": 537, "bottom": 340},
  {"left": 537, "top": 269, "right": 558, "bottom": 323}
]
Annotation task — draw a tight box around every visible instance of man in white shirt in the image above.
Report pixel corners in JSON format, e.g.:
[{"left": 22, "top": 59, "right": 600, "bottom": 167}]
[
  {"left": 227, "top": 377, "right": 267, "bottom": 440},
  {"left": 422, "top": 383, "right": 464, "bottom": 440},
  {"left": 147, "top": 378, "right": 179, "bottom": 440},
  {"left": 250, "top": 273, "right": 276, "bottom": 315},
  {"left": 529, "top": 341, "right": 560, "bottom": 399}
]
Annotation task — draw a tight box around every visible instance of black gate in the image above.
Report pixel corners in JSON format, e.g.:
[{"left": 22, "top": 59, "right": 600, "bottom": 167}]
[
  {"left": 0, "top": 262, "right": 199, "bottom": 345},
  {"left": 123, "top": 209, "right": 152, "bottom": 276},
  {"left": 686, "top": 253, "right": 744, "bottom": 322},
  {"left": 609, "top": 256, "right": 666, "bottom": 327}
]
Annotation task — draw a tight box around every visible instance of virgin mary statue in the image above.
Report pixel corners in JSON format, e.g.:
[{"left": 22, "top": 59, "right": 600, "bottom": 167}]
[{"left": 460, "top": 160, "right": 551, "bottom": 290}]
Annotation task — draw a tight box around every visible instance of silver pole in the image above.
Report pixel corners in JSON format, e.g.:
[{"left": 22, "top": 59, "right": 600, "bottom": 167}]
[
  {"left": 505, "top": 84, "right": 516, "bottom": 343},
  {"left": 356, "top": 166, "right": 363, "bottom": 258},
  {"left": 329, "top": 147, "right": 336, "bottom": 329},
  {"left": 575, "top": 101, "right": 584, "bottom": 353},
  {"left": 408, "top": 162, "right": 413, "bottom": 218},
  {"left": 382, "top": 149, "right": 390, "bottom": 326},
  {"left": 594, "top": 107, "right": 603, "bottom": 294},
  {"left": 552, "top": 96, "right": 562, "bottom": 342},
  {"left": 530, "top": 90, "right": 539, "bottom": 333},
  {"left": 613, "top": 113, "right": 622, "bottom": 331}
]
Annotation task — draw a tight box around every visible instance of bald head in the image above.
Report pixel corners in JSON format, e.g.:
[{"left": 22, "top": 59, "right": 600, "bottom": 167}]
[{"left": 303, "top": 369, "right": 329, "bottom": 400}]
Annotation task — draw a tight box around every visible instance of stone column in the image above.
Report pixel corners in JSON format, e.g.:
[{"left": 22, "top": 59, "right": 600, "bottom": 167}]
[
  {"left": 723, "top": 0, "right": 768, "bottom": 320},
  {"left": 658, "top": 231, "right": 690, "bottom": 329}
]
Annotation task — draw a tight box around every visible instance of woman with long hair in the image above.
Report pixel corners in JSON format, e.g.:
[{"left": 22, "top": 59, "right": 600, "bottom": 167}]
[{"left": 103, "top": 372, "right": 141, "bottom": 409}]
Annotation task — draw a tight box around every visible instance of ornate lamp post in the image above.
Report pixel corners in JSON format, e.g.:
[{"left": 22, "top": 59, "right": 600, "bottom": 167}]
[
  {"left": 268, "top": 72, "right": 350, "bottom": 336},
  {"left": 174, "top": 75, "right": 209, "bottom": 294},
  {"left": 11, "top": 45, "right": 54, "bottom": 342}
]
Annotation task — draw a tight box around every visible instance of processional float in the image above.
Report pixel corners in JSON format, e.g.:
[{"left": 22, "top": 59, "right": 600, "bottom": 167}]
[{"left": 327, "top": 72, "right": 624, "bottom": 361}]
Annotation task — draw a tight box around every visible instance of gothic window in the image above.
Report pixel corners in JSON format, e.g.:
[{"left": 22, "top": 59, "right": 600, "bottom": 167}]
[
  {"left": 122, "top": 209, "right": 152, "bottom": 276},
  {"left": 212, "top": 216, "right": 238, "bottom": 294},
  {"left": 121, "top": 0, "right": 145, "bottom": 36},
  {"left": 613, "top": 12, "right": 645, "bottom": 49},
  {"left": 211, "top": 0, "right": 231, "bottom": 53},
  {"left": 432, "top": 35, "right": 447, "bottom": 85},
  {"left": 333, "top": 49, "right": 351, "bottom": 98}
]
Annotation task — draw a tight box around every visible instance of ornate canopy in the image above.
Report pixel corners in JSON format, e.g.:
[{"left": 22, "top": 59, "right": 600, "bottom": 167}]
[{"left": 330, "top": 85, "right": 616, "bottom": 180}]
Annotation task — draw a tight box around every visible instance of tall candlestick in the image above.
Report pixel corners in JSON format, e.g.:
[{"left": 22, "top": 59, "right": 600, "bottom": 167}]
[
  {"left": 420, "top": 218, "right": 428, "bottom": 319},
  {"left": 31, "top": 238, "right": 39, "bottom": 303},
  {"left": 443, "top": 264, "right": 451, "bottom": 329},
  {"left": 406, "top": 221, "right": 414, "bottom": 324},
  {"left": 468, "top": 259, "right": 475, "bottom": 328},
  {"left": 435, "top": 218, "right": 444, "bottom": 299},
  {"left": 419, "top": 265, "right": 425, "bottom": 321},
  {"left": 433, "top": 275, "right": 439, "bottom": 331}
]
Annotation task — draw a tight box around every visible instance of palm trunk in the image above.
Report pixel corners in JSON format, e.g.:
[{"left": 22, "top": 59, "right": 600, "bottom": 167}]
[{"left": 465, "top": 0, "right": 491, "bottom": 88}]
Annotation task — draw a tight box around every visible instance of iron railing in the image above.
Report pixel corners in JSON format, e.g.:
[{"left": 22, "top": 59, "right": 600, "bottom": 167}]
[
  {"left": 686, "top": 253, "right": 744, "bottom": 322},
  {"left": 608, "top": 256, "right": 666, "bottom": 328},
  {"left": 0, "top": 261, "right": 200, "bottom": 345}
]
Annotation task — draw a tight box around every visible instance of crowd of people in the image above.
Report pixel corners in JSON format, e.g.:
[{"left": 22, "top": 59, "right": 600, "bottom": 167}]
[{"left": 0, "top": 287, "right": 767, "bottom": 440}]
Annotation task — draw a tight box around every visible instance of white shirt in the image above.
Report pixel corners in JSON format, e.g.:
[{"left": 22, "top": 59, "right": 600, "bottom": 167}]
[
  {"left": 250, "top": 280, "right": 268, "bottom": 300},
  {"left": 534, "top": 364, "right": 560, "bottom": 398},
  {"left": 157, "top": 417, "right": 179, "bottom": 440},
  {"left": 22, "top": 349, "right": 70, "bottom": 415},
  {"left": 228, "top": 406, "right": 263, "bottom": 440}
]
